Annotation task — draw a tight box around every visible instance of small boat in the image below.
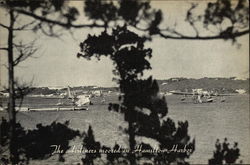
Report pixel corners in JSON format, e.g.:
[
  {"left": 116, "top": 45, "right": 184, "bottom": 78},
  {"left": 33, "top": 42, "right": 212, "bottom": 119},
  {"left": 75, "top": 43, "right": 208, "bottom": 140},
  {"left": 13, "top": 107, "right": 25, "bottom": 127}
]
[
  {"left": 221, "top": 97, "right": 226, "bottom": 102},
  {"left": 205, "top": 98, "right": 214, "bottom": 103},
  {"left": 16, "top": 106, "right": 88, "bottom": 112},
  {"left": 181, "top": 97, "right": 186, "bottom": 101}
]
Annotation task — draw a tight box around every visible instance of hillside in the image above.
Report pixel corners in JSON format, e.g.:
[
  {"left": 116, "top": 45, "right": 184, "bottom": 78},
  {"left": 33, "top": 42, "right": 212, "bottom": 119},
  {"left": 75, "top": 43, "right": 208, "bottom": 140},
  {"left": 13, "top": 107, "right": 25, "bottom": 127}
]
[
  {"left": 157, "top": 77, "right": 249, "bottom": 94},
  {"left": 1, "top": 77, "right": 248, "bottom": 96}
]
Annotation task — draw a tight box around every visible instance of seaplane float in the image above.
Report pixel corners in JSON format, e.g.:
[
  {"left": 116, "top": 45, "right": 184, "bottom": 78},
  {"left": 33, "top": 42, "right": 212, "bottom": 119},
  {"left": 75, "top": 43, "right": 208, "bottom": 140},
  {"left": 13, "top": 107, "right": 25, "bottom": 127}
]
[
  {"left": 169, "top": 89, "right": 233, "bottom": 103},
  {"left": 0, "top": 86, "right": 91, "bottom": 112}
]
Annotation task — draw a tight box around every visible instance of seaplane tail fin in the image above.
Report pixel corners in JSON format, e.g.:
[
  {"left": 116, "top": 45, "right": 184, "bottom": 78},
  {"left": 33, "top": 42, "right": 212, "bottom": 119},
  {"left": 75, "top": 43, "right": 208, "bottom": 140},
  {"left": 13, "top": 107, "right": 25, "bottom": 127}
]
[{"left": 67, "top": 86, "right": 73, "bottom": 99}]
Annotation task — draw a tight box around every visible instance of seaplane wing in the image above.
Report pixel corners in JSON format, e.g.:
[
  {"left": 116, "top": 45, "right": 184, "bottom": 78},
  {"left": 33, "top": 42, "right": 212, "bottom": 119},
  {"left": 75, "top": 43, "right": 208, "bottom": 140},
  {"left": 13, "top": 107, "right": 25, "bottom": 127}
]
[
  {"left": 169, "top": 91, "right": 194, "bottom": 95},
  {"left": 169, "top": 91, "right": 236, "bottom": 96},
  {"left": 66, "top": 86, "right": 91, "bottom": 106},
  {"left": 75, "top": 95, "right": 91, "bottom": 106},
  {"left": 212, "top": 93, "right": 237, "bottom": 96}
]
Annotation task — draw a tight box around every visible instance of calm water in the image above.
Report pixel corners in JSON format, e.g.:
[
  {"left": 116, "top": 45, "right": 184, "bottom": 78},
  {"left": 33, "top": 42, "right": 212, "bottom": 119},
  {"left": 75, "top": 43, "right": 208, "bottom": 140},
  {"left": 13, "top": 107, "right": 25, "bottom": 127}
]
[
  {"left": 1, "top": 95, "right": 249, "bottom": 164},
  {"left": 167, "top": 95, "right": 250, "bottom": 164}
]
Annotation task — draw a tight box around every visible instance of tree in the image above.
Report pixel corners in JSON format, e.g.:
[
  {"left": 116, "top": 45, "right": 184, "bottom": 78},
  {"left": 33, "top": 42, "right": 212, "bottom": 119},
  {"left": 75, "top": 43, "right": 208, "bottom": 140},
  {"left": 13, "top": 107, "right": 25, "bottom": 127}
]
[
  {"left": 1, "top": 118, "right": 80, "bottom": 164},
  {"left": 77, "top": 25, "right": 154, "bottom": 164},
  {"left": 209, "top": 138, "right": 240, "bottom": 165},
  {"left": 0, "top": 0, "right": 84, "bottom": 163},
  {"left": 77, "top": 25, "right": 195, "bottom": 165},
  {"left": 1, "top": 0, "right": 248, "bottom": 40},
  {"left": 82, "top": 126, "right": 101, "bottom": 165},
  {"left": 81, "top": 0, "right": 249, "bottom": 41}
]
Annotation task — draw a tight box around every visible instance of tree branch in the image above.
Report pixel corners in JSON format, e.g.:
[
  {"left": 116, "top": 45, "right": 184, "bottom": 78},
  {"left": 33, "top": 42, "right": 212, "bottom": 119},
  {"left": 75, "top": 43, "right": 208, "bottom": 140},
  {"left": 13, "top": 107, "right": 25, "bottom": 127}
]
[
  {"left": 13, "top": 40, "right": 38, "bottom": 66},
  {"left": 13, "top": 20, "right": 37, "bottom": 31},
  {"left": 14, "top": 9, "right": 105, "bottom": 29},
  {"left": 0, "top": 23, "right": 9, "bottom": 29},
  {"left": 185, "top": 3, "right": 199, "bottom": 37},
  {"left": 158, "top": 29, "right": 249, "bottom": 40},
  {"left": 11, "top": 5, "right": 250, "bottom": 41},
  {"left": 0, "top": 47, "right": 8, "bottom": 51}
]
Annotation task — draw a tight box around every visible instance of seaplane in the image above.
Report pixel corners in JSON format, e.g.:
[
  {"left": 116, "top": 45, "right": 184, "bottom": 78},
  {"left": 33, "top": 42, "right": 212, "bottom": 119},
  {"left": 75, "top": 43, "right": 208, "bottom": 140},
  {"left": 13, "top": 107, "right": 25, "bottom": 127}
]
[
  {"left": 169, "top": 89, "right": 230, "bottom": 103},
  {"left": 13, "top": 86, "right": 91, "bottom": 112},
  {"left": 56, "top": 86, "right": 92, "bottom": 107}
]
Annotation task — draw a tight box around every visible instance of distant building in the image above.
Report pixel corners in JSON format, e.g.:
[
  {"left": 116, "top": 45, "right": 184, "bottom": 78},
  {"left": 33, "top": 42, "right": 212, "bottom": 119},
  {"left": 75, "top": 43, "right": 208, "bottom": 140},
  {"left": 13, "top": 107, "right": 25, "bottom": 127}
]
[
  {"left": 165, "top": 92, "right": 173, "bottom": 96},
  {"left": 235, "top": 89, "right": 246, "bottom": 94},
  {"left": 92, "top": 90, "right": 102, "bottom": 97},
  {"left": 171, "top": 78, "right": 179, "bottom": 82},
  {"left": 192, "top": 88, "right": 203, "bottom": 94},
  {"left": 0, "top": 91, "right": 9, "bottom": 97},
  {"left": 48, "top": 86, "right": 64, "bottom": 90},
  {"left": 234, "top": 77, "right": 248, "bottom": 80}
]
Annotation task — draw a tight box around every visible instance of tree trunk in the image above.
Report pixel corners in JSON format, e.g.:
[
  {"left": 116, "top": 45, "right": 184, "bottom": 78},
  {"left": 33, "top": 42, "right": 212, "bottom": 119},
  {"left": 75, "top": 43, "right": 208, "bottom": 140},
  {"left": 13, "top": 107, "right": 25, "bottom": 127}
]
[
  {"left": 8, "top": 9, "right": 18, "bottom": 164},
  {"left": 128, "top": 108, "right": 136, "bottom": 165}
]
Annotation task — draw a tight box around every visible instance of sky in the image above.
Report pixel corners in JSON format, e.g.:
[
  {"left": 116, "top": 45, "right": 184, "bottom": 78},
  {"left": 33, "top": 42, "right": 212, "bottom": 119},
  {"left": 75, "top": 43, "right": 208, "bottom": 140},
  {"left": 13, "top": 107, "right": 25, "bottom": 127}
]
[{"left": 0, "top": 1, "right": 249, "bottom": 88}]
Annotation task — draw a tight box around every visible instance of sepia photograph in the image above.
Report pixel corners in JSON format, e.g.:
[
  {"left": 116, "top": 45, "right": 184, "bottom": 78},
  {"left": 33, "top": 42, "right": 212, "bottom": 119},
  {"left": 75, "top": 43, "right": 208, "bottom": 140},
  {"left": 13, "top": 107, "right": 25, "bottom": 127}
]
[{"left": 0, "top": 0, "right": 249, "bottom": 164}]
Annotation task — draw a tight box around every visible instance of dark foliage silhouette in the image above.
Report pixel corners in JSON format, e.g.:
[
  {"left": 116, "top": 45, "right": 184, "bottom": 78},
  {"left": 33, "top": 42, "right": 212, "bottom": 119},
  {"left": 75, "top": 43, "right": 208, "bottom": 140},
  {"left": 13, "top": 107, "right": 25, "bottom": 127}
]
[
  {"left": 209, "top": 138, "right": 241, "bottom": 165},
  {"left": 0, "top": 118, "right": 80, "bottom": 164},
  {"left": 82, "top": 126, "right": 101, "bottom": 165},
  {"left": 78, "top": 25, "right": 194, "bottom": 164},
  {"left": 104, "top": 143, "right": 128, "bottom": 165},
  {"left": 0, "top": 0, "right": 85, "bottom": 163},
  {"left": 82, "top": 0, "right": 249, "bottom": 40},
  {"left": 185, "top": 0, "right": 249, "bottom": 42},
  {"left": 204, "top": 0, "right": 249, "bottom": 31},
  {"left": 1, "top": 0, "right": 247, "bottom": 40},
  {"left": 81, "top": 126, "right": 128, "bottom": 165}
]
